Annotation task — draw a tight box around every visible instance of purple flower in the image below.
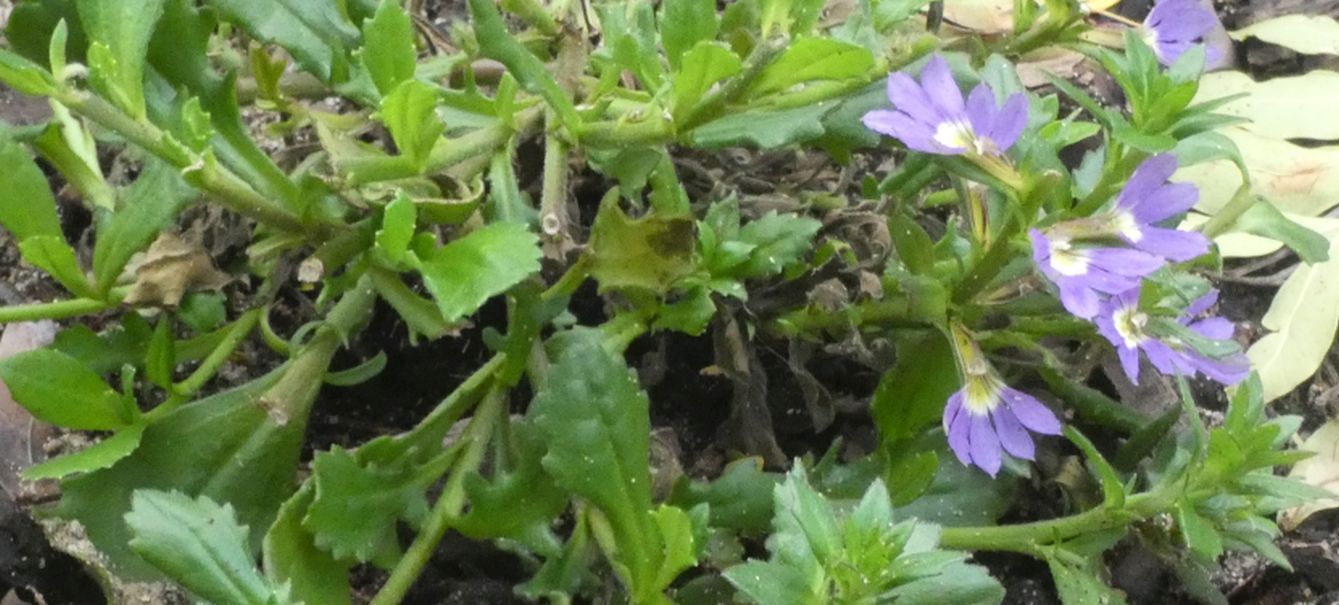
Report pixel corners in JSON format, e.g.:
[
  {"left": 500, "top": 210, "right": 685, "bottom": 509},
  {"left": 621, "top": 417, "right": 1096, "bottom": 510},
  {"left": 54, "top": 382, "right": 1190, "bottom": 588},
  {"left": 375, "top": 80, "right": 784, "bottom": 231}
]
[
  {"left": 1030, "top": 229, "right": 1164, "bottom": 319},
  {"left": 1031, "top": 155, "right": 1208, "bottom": 319},
  {"left": 1094, "top": 288, "right": 1250, "bottom": 386},
  {"left": 943, "top": 372, "right": 1062, "bottom": 477},
  {"left": 863, "top": 55, "right": 1028, "bottom": 157},
  {"left": 1143, "top": 0, "right": 1224, "bottom": 68},
  {"left": 1106, "top": 154, "right": 1210, "bottom": 262},
  {"left": 945, "top": 324, "right": 1062, "bottom": 477}
]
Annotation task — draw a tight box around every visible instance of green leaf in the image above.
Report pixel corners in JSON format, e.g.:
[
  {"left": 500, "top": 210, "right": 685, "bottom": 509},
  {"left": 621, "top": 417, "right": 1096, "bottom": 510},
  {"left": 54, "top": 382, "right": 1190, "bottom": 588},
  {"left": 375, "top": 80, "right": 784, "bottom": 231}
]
[
  {"left": 304, "top": 445, "right": 444, "bottom": 566},
  {"left": 669, "top": 458, "right": 778, "bottom": 535},
  {"left": 414, "top": 222, "right": 541, "bottom": 323},
  {"left": 468, "top": 0, "right": 581, "bottom": 132},
  {"left": 486, "top": 145, "right": 536, "bottom": 225},
  {"left": 1228, "top": 199, "right": 1330, "bottom": 264},
  {"left": 654, "top": 286, "right": 717, "bottom": 336},
  {"left": 872, "top": 331, "right": 957, "bottom": 443},
  {"left": 264, "top": 483, "right": 353, "bottom": 605},
  {"left": 0, "top": 47, "right": 57, "bottom": 95},
  {"left": 749, "top": 37, "right": 873, "bottom": 96},
  {"left": 77, "top": 0, "right": 167, "bottom": 119},
  {"left": 1176, "top": 500, "right": 1224, "bottom": 561},
  {"left": 18, "top": 235, "right": 96, "bottom": 298},
  {"left": 1231, "top": 15, "right": 1339, "bottom": 56},
  {"left": 589, "top": 200, "right": 697, "bottom": 294},
  {"left": 126, "top": 490, "right": 279, "bottom": 605},
  {"left": 530, "top": 329, "right": 667, "bottom": 599},
  {"left": 206, "top": 0, "right": 359, "bottom": 82},
  {"left": 456, "top": 422, "right": 567, "bottom": 556},
  {"left": 92, "top": 160, "right": 197, "bottom": 294},
  {"left": 689, "top": 102, "right": 834, "bottom": 148},
  {"left": 0, "top": 135, "right": 65, "bottom": 245},
  {"left": 375, "top": 192, "right": 417, "bottom": 265},
  {"left": 1047, "top": 556, "right": 1128, "bottom": 605},
  {"left": 179, "top": 292, "right": 229, "bottom": 333},
  {"left": 376, "top": 80, "right": 444, "bottom": 169},
  {"left": 22, "top": 423, "right": 147, "bottom": 481},
  {"left": 0, "top": 348, "right": 130, "bottom": 430},
  {"left": 671, "top": 41, "right": 741, "bottom": 120},
  {"left": 1064, "top": 427, "right": 1125, "bottom": 509},
  {"left": 360, "top": 0, "right": 416, "bottom": 96},
  {"left": 324, "top": 351, "right": 387, "bottom": 386},
  {"left": 732, "top": 211, "right": 821, "bottom": 279},
  {"left": 146, "top": 317, "right": 176, "bottom": 389},
  {"left": 652, "top": 504, "right": 700, "bottom": 590},
  {"left": 659, "top": 0, "right": 719, "bottom": 71}
]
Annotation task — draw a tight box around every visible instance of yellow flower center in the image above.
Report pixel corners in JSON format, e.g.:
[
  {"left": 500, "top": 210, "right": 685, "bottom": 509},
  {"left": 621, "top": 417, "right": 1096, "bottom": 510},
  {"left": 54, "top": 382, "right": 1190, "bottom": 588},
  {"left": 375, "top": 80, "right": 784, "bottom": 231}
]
[
  {"left": 1048, "top": 238, "right": 1091, "bottom": 276},
  {"left": 1113, "top": 305, "right": 1149, "bottom": 348}
]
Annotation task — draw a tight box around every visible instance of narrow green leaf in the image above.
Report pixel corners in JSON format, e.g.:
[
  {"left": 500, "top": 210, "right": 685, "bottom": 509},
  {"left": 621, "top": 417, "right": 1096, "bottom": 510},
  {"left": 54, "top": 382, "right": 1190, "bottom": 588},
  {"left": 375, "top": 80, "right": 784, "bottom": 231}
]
[
  {"left": 1176, "top": 500, "right": 1225, "bottom": 561},
  {"left": 323, "top": 351, "right": 388, "bottom": 387},
  {"left": 22, "top": 423, "right": 147, "bottom": 481},
  {"left": 0, "top": 47, "right": 57, "bottom": 95},
  {"left": 206, "top": 0, "right": 359, "bottom": 82},
  {"left": 468, "top": 0, "right": 581, "bottom": 132},
  {"left": 375, "top": 193, "right": 417, "bottom": 265},
  {"left": 0, "top": 135, "right": 65, "bottom": 243},
  {"left": 146, "top": 317, "right": 176, "bottom": 389},
  {"left": 689, "top": 102, "right": 833, "bottom": 148},
  {"left": 126, "top": 490, "right": 277, "bottom": 605},
  {"left": 77, "top": 0, "right": 167, "bottom": 119},
  {"left": 414, "top": 223, "right": 542, "bottom": 323},
  {"left": 0, "top": 348, "right": 130, "bottom": 430},
  {"left": 1064, "top": 426, "right": 1125, "bottom": 509},
  {"left": 360, "top": 0, "right": 417, "bottom": 96},
  {"left": 92, "top": 160, "right": 197, "bottom": 294},
  {"left": 18, "top": 235, "right": 95, "bottom": 298}
]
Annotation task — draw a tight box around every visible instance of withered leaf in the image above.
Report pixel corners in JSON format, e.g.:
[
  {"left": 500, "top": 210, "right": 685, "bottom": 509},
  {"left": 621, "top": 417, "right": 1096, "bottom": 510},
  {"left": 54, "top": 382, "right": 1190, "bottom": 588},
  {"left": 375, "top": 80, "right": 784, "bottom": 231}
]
[{"left": 123, "top": 233, "right": 231, "bottom": 308}]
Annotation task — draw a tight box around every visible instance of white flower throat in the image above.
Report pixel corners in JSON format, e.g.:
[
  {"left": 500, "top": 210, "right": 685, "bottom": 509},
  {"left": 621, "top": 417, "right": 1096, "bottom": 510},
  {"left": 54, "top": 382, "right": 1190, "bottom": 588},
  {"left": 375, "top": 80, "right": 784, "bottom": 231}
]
[
  {"left": 1047, "top": 238, "right": 1091, "bottom": 276},
  {"left": 933, "top": 120, "right": 997, "bottom": 155},
  {"left": 1113, "top": 305, "right": 1149, "bottom": 348}
]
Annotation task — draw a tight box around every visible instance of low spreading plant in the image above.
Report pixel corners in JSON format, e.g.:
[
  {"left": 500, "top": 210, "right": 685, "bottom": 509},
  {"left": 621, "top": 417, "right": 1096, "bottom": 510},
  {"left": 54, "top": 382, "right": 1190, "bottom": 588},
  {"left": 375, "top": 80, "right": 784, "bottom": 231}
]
[{"left": 0, "top": 0, "right": 1329, "bottom": 603}]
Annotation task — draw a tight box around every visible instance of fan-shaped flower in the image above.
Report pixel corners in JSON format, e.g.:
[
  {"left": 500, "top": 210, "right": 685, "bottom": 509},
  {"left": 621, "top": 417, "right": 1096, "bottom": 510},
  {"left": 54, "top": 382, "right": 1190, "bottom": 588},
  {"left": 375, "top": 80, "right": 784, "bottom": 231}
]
[
  {"left": 1094, "top": 288, "right": 1250, "bottom": 385},
  {"left": 863, "top": 55, "right": 1028, "bottom": 157},
  {"left": 1143, "top": 0, "right": 1224, "bottom": 68}
]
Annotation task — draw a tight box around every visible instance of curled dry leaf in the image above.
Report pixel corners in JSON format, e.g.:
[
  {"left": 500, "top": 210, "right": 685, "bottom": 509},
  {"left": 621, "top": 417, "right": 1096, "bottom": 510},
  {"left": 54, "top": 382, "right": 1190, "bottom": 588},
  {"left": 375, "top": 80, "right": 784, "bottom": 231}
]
[{"left": 122, "top": 232, "right": 231, "bottom": 308}]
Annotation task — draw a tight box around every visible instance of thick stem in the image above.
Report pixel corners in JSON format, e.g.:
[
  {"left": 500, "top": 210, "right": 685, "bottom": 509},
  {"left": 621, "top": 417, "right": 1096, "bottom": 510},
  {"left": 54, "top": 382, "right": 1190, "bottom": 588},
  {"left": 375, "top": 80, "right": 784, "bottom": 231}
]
[
  {"left": 938, "top": 491, "right": 1169, "bottom": 554},
  {"left": 539, "top": 117, "right": 571, "bottom": 249},
  {"left": 1198, "top": 183, "right": 1254, "bottom": 239},
  {"left": 0, "top": 292, "right": 122, "bottom": 324}
]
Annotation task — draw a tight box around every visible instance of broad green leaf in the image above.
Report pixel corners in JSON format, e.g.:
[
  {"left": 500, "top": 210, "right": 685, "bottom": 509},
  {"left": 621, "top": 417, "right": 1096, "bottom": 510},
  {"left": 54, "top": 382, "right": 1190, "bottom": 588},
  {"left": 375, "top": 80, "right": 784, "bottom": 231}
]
[
  {"left": 1247, "top": 220, "right": 1339, "bottom": 402},
  {"left": 264, "top": 483, "right": 353, "bottom": 605},
  {"left": 654, "top": 286, "right": 717, "bottom": 336},
  {"left": 0, "top": 348, "right": 130, "bottom": 430},
  {"left": 0, "top": 135, "right": 65, "bottom": 244},
  {"left": 689, "top": 102, "right": 833, "bottom": 148},
  {"left": 1194, "top": 71, "right": 1339, "bottom": 141},
  {"left": 732, "top": 211, "right": 821, "bottom": 279},
  {"left": 1047, "top": 557, "right": 1128, "bottom": 605},
  {"left": 0, "top": 47, "right": 57, "bottom": 95},
  {"left": 1227, "top": 200, "right": 1330, "bottom": 264},
  {"left": 749, "top": 37, "right": 873, "bottom": 96},
  {"left": 78, "top": 0, "right": 166, "bottom": 119},
  {"left": 58, "top": 365, "right": 309, "bottom": 578},
  {"left": 360, "top": 0, "right": 416, "bottom": 96},
  {"left": 206, "top": 0, "right": 359, "bottom": 82},
  {"left": 304, "top": 446, "right": 443, "bottom": 566},
  {"left": 91, "top": 160, "right": 197, "bottom": 294},
  {"left": 872, "top": 331, "right": 957, "bottom": 443},
  {"left": 456, "top": 422, "right": 567, "bottom": 556},
  {"left": 126, "top": 490, "right": 279, "bottom": 605},
  {"left": 652, "top": 505, "right": 700, "bottom": 590},
  {"left": 671, "top": 42, "right": 742, "bottom": 119},
  {"left": 659, "top": 0, "right": 719, "bottom": 70},
  {"left": 376, "top": 80, "right": 444, "bottom": 168},
  {"left": 669, "top": 458, "right": 778, "bottom": 536},
  {"left": 530, "top": 329, "right": 664, "bottom": 599},
  {"left": 22, "top": 423, "right": 146, "bottom": 481},
  {"left": 1231, "top": 15, "right": 1339, "bottom": 56},
  {"left": 1279, "top": 419, "right": 1339, "bottom": 530},
  {"left": 589, "top": 201, "right": 697, "bottom": 294},
  {"left": 414, "top": 223, "right": 541, "bottom": 323},
  {"left": 375, "top": 192, "right": 417, "bottom": 265}
]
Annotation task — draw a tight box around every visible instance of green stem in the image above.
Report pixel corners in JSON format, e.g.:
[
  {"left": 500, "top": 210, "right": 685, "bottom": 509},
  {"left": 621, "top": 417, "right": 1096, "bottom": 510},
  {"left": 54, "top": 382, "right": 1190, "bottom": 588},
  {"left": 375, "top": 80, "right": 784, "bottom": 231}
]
[
  {"left": 939, "top": 491, "right": 1169, "bottom": 555},
  {"left": 1198, "top": 183, "right": 1254, "bottom": 239},
  {"left": 0, "top": 290, "right": 123, "bottom": 323},
  {"left": 539, "top": 117, "right": 570, "bottom": 242},
  {"left": 170, "top": 309, "right": 263, "bottom": 399},
  {"left": 371, "top": 384, "right": 505, "bottom": 605}
]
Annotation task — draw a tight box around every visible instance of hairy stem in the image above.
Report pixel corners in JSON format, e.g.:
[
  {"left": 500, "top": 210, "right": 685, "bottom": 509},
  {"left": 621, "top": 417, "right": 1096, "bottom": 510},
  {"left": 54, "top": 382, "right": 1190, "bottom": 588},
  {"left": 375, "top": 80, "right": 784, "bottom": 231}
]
[
  {"left": 0, "top": 290, "right": 124, "bottom": 324},
  {"left": 938, "top": 491, "right": 1170, "bottom": 555}
]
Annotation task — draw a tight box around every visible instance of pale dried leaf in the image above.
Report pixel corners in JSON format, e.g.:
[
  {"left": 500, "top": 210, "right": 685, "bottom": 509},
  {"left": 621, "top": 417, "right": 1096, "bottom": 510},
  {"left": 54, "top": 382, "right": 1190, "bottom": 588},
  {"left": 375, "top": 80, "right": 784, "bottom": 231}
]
[
  {"left": 1280, "top": 420, "right": 1339, "bottom": 530},
  {"left": 1231, "top": 15, "right": 1339, "bottom": 56},
  {"left": 122, "top": 232, "right": 231, "bottom": 308},
  {"left": 1178, "top": 127, "right": 1339, "bottom": 217}
]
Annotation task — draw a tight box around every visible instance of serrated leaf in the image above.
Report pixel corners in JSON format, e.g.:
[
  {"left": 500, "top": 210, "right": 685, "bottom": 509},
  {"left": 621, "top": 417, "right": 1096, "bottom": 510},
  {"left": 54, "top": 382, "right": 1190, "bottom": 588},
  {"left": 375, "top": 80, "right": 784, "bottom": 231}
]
[
  {"left": 883, "top": 560, "right": 1005, "bottom": 605},
  {"left": 749, "top": 37, "right": 873, "bottom": 96},
  {"left": 264, "top": 483, "right": 352, "bottom": 605},
  {"left": 206, "top": 0, "right": 359, "bottom": 82},
  {"left": 732, "top": 211, "right": 821, "bottom": 279},
  {"left": 0, "top": 348, "right": 130, "bottom": 430},
  {"left": 589, "top": 201, "right": 697, "bottom": 294},
  {"left": 414, "top": 222, "right": 541, "bottom": 323},
  {"left": 530, "top": 329, "right": 666, "bottom": 599},
  {"left": 127, "top": 490, "right": 278, "bottom": 605},
  {"left": 659, "top": 0, "right": 718, "bottom": 71},
  {"left": 652, "top": 505, "right": 699, "bottom": 590},
  {"left": 360, "top": 0, "right": 416, "bottom": 96},
  {"left": 375, "top": 193, "right": 417, "bottom": 265},
  {"left": 669, "top": 458, "right": 778, "bottom": 536},
  {"left": 22, "top": 422, "right": 146, "bottom": 481},
  {"left": 304, "top": 446, "right": 439, "bottom": 566},
  {"left": 92, "top": 160, "right": 197, "bottom": 295},
  {"left": 456, "top": 422, "right": 567, "bottom": 556},
  {"left": 77, "top": 0, "right": 167, "bottom": 119},
  {"left": 1048, "top": 556, "right": 1128, "bottom": 605},
  {"left": 654, "top": 286, "right": 717, "bottom": 336},
  {"left": 1231, "top": 15, "right": 1339, "bottom": 56},
  {"left": 671, "top": 41, "right": 741, "bottom": 120},
  {"left": 376, "top": 80, "right": 444, "bottom": 169}
]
